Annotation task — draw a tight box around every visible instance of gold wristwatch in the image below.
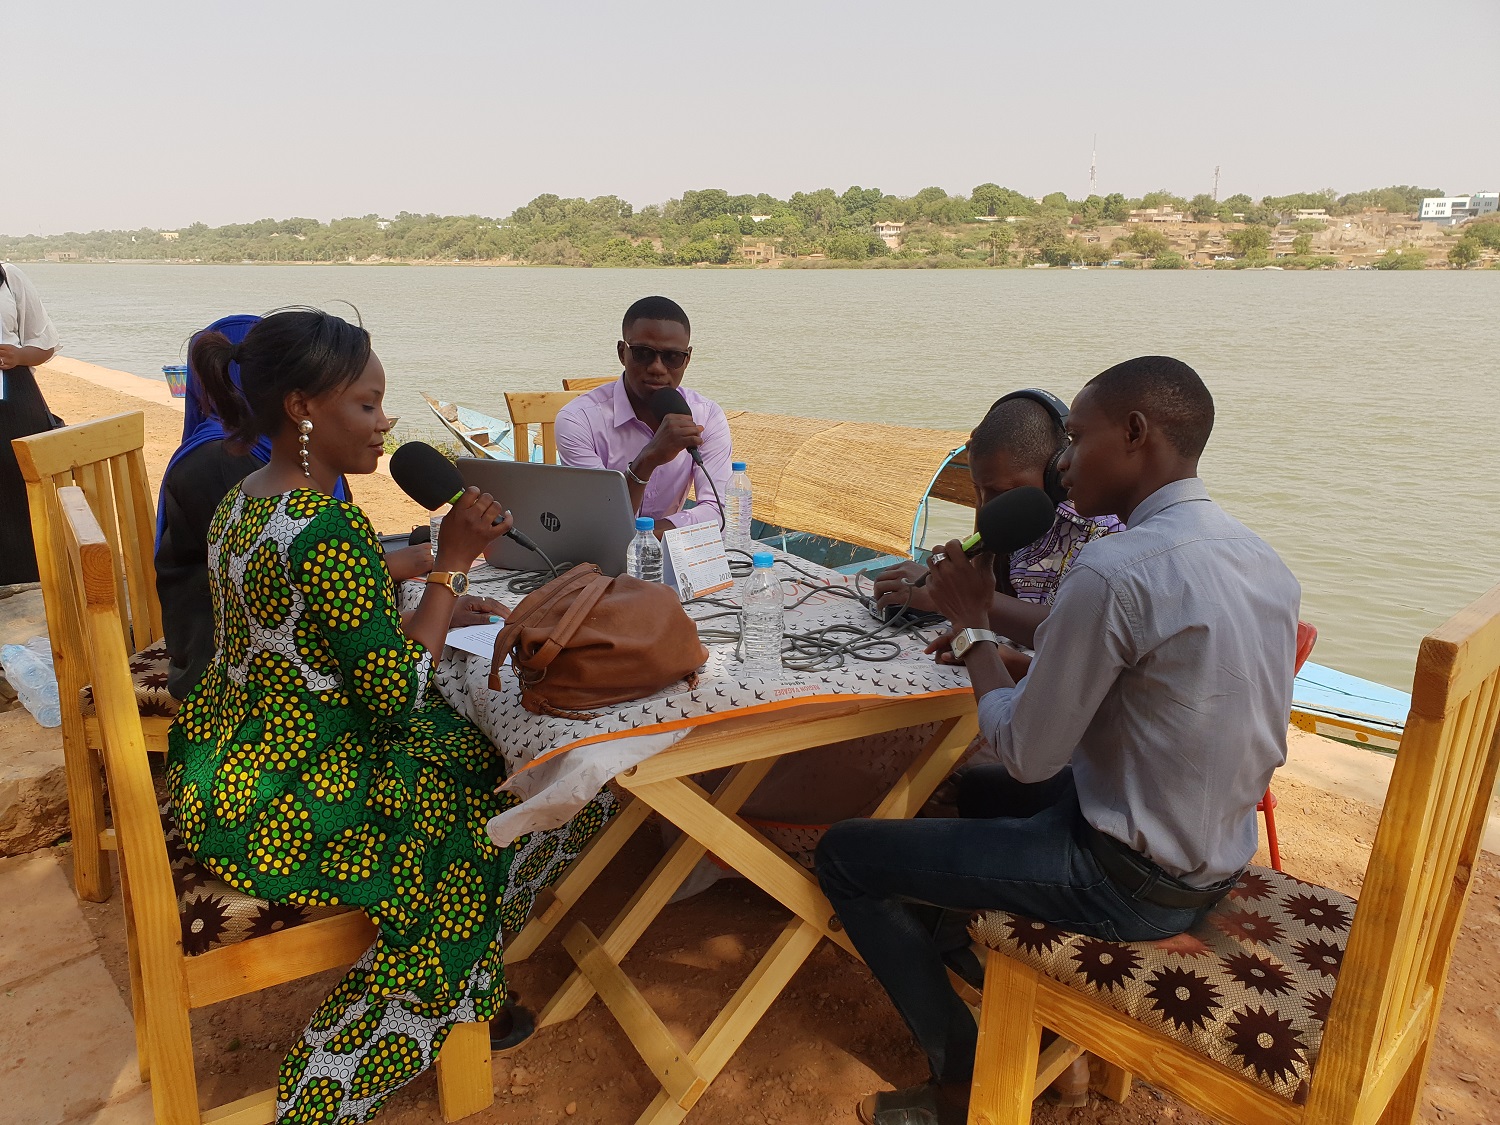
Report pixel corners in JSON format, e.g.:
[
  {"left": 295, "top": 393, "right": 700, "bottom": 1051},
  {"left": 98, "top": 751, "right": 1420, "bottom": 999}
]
[
  {"left": 426, "top": 571, "right": 469, "bottom": 596},
  {"left": 951, "top": 627, "right": 1000, "bottom": 662}
]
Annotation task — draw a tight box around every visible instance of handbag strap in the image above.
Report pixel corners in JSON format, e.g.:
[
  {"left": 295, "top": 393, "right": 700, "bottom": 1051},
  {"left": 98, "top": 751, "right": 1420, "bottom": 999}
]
[
  {"left": 529, "top": 573, "right": 612, "bottom": 671},
  {"left": 491, "top": 564, "right": 600, "bottom": 668}
]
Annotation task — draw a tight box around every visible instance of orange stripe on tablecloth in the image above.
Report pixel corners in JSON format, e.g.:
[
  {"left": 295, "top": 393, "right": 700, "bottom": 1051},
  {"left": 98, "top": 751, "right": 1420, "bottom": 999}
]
[{"left": 508, "top": 687, "right": 972, "bottom": 777}]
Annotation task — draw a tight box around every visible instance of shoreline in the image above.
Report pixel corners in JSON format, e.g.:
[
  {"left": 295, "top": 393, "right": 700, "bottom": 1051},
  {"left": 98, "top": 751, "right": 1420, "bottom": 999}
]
[
  {"left": 14, "top": 258, "right": 1498, "bottom": 272},
  {"left": 36, "top": 357, "right": 425, "bottom": 534}
]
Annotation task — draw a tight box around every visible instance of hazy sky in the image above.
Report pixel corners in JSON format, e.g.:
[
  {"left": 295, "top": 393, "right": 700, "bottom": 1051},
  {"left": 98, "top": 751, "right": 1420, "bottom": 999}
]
[{"left": 9, "top": 0, "right": 1497, "bottom": 235}]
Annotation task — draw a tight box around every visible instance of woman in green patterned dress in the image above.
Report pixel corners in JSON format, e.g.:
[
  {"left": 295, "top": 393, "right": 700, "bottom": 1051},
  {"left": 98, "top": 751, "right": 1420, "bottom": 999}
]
[{"left": 167, "top": 308, "right": 593, "bottom": 1123}]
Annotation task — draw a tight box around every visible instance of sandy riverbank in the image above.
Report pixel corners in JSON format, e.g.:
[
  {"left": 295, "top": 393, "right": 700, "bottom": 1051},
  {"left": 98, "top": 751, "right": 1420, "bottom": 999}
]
[
  {"left": 36, "top": 357, "right": 430, "bottom": 536},
  {"left": 26, "top": 356, "right": 1500, "bottom": 1124}
]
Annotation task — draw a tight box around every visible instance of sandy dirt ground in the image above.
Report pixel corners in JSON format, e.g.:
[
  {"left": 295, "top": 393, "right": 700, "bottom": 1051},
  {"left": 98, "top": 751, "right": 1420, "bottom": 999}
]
[
  {"left": 38, "top": 365, "right": 430, "bottom": 539},
  {"left": 36, "top": 361, "right": 1500, "bottom": 1123},
  {"left": 63, "top": 775, "right": 1500, "bottom": 1125}
]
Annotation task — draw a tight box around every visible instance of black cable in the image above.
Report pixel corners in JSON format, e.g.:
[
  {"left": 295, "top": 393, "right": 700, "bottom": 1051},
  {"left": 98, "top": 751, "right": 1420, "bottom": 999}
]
[
  {"left": 499, "top": 543, "right": 568, "bottom": 595},
  {"left": 701, "top": 463, "right": 727, "bottom": 534},
  {"left": 687, "top": 555, "right": 943, "bottom": 673}
]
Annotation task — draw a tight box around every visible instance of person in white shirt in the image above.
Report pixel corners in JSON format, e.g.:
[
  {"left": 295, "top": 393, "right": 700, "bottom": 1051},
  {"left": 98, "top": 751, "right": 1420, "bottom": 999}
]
[{"left": 0, "top": 263, "right": 61, "bottom": 584}]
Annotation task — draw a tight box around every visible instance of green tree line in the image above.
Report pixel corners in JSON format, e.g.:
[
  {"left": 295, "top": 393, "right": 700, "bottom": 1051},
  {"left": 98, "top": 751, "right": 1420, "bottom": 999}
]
[
  {"left": 1445, "top": 215, "right": 1500, "bottom": 269},
  {"left": 0, "top": 183, "right": 1455, "bottom": 268}
]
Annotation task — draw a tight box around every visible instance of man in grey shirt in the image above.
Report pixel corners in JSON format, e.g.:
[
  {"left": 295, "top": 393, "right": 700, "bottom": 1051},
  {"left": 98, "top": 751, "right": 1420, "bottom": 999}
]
[{"left": 817, "top": 356, "right": 1300, "bottom": 1125}]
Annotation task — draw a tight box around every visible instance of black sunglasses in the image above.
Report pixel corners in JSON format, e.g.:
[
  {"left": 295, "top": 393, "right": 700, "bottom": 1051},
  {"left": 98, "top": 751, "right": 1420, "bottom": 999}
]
[{"left": 625, "top": 343, "right": 692, "bottom": 370}]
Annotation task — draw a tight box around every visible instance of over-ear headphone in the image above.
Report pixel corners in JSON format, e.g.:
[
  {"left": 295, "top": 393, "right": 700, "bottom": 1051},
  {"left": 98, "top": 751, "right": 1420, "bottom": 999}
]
[{"left": 990, "top": 388, "right": 1070, "bottom": 506}]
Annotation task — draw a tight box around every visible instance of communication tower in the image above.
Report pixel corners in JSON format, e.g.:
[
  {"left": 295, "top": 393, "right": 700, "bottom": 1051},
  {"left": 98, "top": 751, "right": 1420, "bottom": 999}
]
[
  {"left": 1090, "top": 136, "right": 1098, "bottom": 196},
  {"left": 1213, "top": 165, "right": 1221, "bottom": 202}
]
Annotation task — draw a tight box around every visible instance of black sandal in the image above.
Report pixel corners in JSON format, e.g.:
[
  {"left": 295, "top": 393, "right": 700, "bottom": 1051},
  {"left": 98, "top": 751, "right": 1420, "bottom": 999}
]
[
  {"left": 489, "top": 1001, "right": 536, "bottom": 1055},
  {"left": 856, "top": 1083, "right": 942, "bottom": 1125}
]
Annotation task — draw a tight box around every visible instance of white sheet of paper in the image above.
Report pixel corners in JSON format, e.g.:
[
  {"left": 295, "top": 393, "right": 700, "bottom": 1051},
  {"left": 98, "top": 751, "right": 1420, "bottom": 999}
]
[{"left": 445, "top": 621, "right": 507, "bottom": 660}]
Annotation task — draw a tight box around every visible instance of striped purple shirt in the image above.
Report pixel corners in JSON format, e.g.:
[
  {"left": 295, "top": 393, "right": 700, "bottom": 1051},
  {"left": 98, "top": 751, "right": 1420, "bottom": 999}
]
[{"left": 1009, "top": 501, "right": 1124, "bottom": 605}]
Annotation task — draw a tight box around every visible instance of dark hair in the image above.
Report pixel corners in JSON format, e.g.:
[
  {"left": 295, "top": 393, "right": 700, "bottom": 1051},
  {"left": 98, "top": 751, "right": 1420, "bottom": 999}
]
[
  {"left": 968, "top": 395, "right": 1066, "bottom": 470},
  {"left": 189, "top": 307, "right": 372, "bottom": 446},
  {"left": 1085, "top": 355, "right": 1215, "bottom": 458},
  {"left": 622, "top": 295, "right": 690, "bottom": 336}
]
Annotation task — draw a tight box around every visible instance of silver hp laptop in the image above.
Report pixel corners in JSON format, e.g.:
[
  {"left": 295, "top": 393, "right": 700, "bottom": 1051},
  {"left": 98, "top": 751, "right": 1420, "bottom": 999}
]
[{"left": 456, "top": 459, "right": 636, "bottom": 576}]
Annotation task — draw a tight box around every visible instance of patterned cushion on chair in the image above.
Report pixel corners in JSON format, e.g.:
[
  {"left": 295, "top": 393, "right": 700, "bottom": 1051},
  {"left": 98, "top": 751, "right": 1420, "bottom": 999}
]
[
  {"left": 969, "top": 866, "right": 1353, "bottom": 1104},
  {"left": 80, "top": 638, "right": 179, "bottom": 720},
  {"left": 162, "top": 805, "right": 348, "bottom": 955}
]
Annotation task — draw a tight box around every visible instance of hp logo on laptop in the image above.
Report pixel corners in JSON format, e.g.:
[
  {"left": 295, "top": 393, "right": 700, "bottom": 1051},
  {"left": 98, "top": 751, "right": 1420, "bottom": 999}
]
[{"left": 539, "top": 511, "right": 562, "bottom": 533}]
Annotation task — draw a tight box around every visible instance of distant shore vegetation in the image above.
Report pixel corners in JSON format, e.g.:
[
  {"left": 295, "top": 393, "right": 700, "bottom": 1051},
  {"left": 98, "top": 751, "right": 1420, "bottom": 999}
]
[{"left": 6, "top": 184, "right": 1497, "bottom": 270}]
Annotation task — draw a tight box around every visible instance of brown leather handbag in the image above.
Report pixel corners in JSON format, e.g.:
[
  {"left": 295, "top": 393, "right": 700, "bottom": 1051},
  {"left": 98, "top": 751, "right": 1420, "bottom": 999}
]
[{"left": 489, "top": 563, "right": 708, "bottom": 717}]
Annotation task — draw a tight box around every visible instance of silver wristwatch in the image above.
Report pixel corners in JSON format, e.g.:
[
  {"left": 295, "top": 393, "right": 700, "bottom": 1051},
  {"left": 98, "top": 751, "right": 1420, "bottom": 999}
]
[{"left": 951, "top": 627, "right": 1000, "bottom": 662}]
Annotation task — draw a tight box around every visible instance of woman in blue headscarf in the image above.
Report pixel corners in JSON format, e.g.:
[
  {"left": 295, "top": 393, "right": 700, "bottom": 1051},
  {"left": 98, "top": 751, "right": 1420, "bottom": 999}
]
[
  {"left": 154, "top": 313, "right": 481, "bottom": 700},
  {"left": 156, "top": 316, "right": 275, "bottom": 698}
]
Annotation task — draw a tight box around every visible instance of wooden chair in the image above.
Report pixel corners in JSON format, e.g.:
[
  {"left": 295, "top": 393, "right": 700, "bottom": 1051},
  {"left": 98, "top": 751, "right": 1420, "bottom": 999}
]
[
  {"left": 966, "top": 582, "right": 1500, "bottom": 1124},
  {"left": 56, "top": 485, "right": 494, "bottom": 1125},
  {"left": 562, "top": 376, "right": 614, "bottom": 392},
  {"left": 503, "top": 390, "right": 582, "bottom": 464},
  {"left": 13, "top": 412, "right": 176, "bottom": 903},
  {"left": 1260, "top": 620, "right": 1321, "bottom": 871}
]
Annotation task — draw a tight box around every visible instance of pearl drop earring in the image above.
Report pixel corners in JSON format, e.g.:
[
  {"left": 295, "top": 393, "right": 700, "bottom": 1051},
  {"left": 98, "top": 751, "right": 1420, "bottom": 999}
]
[{"left": 298, "top": 419, "right": 313, "bottom": 477}]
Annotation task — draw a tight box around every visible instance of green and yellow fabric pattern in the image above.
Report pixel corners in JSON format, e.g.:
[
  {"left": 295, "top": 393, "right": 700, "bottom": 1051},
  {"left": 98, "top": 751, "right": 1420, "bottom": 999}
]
[{"left": 168, "top": 488, "right": 613, "bottom": 1122}]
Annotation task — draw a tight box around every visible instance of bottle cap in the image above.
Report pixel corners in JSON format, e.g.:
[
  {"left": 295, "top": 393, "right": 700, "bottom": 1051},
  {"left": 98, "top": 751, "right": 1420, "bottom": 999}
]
[
  {"left": 752, "top": 552, "right": 774, "bottom": 568},
  {"left": 732, "top": 461, "right": 747, "bottom": 472},
  {"left": 635, "top": 517, "right": 654, "bottom": 531}
]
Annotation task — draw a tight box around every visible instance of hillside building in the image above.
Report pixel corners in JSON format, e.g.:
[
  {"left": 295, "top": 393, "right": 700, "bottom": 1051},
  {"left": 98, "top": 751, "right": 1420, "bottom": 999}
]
[
  {"left": 1418, "top": 193, "right": 1498, "bottom": 226},
  {"left": 740, "top": 240, "right": 778, "bottom": 264},
  {"left": 1127, "top": 207, "right": 1185, "bottom": 223},
  {"left": 874, "top": 221, "right": 904, "bottom": 248}
]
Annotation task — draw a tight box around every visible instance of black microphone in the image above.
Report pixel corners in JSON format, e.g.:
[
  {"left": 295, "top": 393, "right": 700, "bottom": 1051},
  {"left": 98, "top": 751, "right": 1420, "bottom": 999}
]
[
  {"left": 388, "top": 441, "right": 540, "bottom": 554},
  {"left": 912, "top": 486, "right": 1058, "bottom": 587},
  {"left": 648, "top": 385, "right": 705, "bottom": 467}
]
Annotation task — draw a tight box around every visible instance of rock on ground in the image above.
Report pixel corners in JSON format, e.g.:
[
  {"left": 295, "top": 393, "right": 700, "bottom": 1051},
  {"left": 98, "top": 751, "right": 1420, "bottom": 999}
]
[{"left": 0, "top": 709, "right": 69, "bottom": 856}]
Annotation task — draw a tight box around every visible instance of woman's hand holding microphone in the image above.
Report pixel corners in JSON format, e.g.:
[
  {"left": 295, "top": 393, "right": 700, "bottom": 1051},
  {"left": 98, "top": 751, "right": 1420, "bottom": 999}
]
[
  {"left": 434, "top": 486, "right": 513, "bottom": 572},
  {"left": 405, "top": 486, "right": 514, "bottom": 655}
]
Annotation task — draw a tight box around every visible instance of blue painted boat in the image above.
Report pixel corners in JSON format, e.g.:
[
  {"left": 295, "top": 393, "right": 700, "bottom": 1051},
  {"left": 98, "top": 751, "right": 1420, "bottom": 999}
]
[
  {"left": 1292, "top": 661, "right": 1409, "bottom": 750},
  {"left": 421, "top": 393, "right": 543, "bottom": 462}
]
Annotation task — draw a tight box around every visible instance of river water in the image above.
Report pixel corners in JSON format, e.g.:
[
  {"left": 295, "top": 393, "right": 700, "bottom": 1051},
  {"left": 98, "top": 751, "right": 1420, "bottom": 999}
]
[{"left": 20, "top": 262, "right": 1500, "bottom": 692}]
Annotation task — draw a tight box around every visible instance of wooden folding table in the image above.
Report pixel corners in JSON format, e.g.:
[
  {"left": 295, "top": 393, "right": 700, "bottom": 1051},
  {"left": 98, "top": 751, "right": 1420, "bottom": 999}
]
[{"left": 505, "top": 691, "right": 979, "bottom": 1125}]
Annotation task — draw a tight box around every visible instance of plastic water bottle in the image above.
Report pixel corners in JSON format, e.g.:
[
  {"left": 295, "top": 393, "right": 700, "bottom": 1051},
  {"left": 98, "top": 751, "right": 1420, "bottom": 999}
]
[
  {"left": 626, "top": 517, "right": 663, "bottom": 583},
  {"left": 724, "top": 462, "right": 753, "bottom": 552},
  {"left": 1, "top": 638, "right": 62, "bottom": 728},
  {"left": 738, "top": 552, "right": 784, "bottom": 679}
]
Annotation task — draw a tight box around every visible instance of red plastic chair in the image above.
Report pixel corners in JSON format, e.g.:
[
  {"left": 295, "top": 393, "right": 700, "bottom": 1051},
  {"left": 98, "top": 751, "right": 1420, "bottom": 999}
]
[{"left": 1258, "top": 621, "right": 1318, "bottom": 870}]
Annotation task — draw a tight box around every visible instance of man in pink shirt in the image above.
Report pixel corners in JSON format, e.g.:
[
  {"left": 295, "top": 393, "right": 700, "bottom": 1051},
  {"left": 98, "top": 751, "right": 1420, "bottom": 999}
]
[{"left": 555, "top": 296, "right": 733, "bottom": 534}]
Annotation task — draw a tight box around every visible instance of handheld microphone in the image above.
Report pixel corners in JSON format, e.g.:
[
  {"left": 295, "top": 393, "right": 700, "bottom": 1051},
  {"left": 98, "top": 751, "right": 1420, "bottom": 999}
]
[
  {"left": 648, "top": 385, "right": 705, "bottom": 467},
  {"left": 388, "top": 441, "right": 540, "bottom": 554},
  {"left": 912, "top": 486, "right": 1058, "bottom": 587}
]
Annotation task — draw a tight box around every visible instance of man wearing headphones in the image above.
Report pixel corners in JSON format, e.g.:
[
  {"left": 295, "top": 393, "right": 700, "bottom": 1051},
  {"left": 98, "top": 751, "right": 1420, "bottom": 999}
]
[
  {"left": 872, "top": 388, "right": 1122, "bottom": 663},
  {"left": 821, "top": 359, "right": 1300, "bottom": 1124}
]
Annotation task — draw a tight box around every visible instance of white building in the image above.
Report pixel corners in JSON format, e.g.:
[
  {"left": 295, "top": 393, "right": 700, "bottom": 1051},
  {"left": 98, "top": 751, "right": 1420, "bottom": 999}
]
[
  {"left": 1418, "top": 193, "right": 1498, "bottom": 226},
  {"left": 1127, "top": 207, "right": 1186, "bottom": 223},
  {"left": 874, "top": 221, "right": 905, "bottom": 248}
]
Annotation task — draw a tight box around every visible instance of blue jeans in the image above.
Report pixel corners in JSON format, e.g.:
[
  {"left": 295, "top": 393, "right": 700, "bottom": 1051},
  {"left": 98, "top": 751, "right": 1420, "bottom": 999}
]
[{"left": 815, "top": 766, "right": 1207, "bottom": 1085}]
